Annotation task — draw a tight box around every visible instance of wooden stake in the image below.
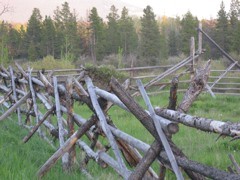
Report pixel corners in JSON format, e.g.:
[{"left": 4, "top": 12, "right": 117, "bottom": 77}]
[{"left": 53, "top": 76, "right": 69, "bottom": 171}]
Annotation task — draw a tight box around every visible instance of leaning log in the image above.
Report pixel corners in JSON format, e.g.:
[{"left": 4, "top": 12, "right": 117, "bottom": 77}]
[
  {"left": 23, "top": 105, "right": 55, "bottom": 143},
  {"left": 137, "top": 79, "right": 183, "bottom": 180},
  {"left": 37, "top": 116, "right": 97, "bottom": 178},
  {"left": 110, "top": 77, "right": 204, "bottom": 179},
  {"left": 178, "top": 60, "right": 211, "bottom": 113},
  {"left": 0, "top": 92, "right": 31, "bottom": 122}
]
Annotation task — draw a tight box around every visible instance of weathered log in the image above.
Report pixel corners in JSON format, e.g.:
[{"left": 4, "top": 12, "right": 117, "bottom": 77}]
[
  {"left": 155, "top": 108, "right": 240, "bottom": 138},
  {"left": 10, "top": 66, "right": 22, "bottom": 125},
  {"left": 22, "top": 105, "right": 55, "bottom": 143},
  {"left": 28, "top": 68, "right": 43, "bottom": 137},
  {"left": 53, "top": 76, "right": 69, "bottom": 170},
  {"left": 73, "top": 77, "right": 88, "bottom": 96},
  {"left": 37, "top": 116, "right": 97, "bottom": 178},
  {"left": 61, "top": 106, "right": 105, "bottom": 150},
  {"left": 65, "top": 77, "right": 76, "bottom": 168},
  {"left": 178, "top": 60, "right": 211, "bottom": 113},
  {"left": 0, "top": 92, "right": 31, "bottom": 122},
  {"left": 15, "top": 62, "right": 45, "bottom": 87},
  {"left": 144, "top": 56, "right": 192, "bottom": 89},
  {"left": 137, "top": 79, "right": 183, "bottom": 180},
  {"left": 160, "top": 151, "right": 240, "bottom": 180},
  {"left": 110, "top": 77, "right": 204, "bottom": 179},
  {"left": 229, "top": 154, "right": 240, "bottom": 174},
  {"left": 77, "top": 140, "right": 131, "bottom": 179},
  {"left": 128, "top": 140, "right": 160, "bottom": 180},
  {"left": 85, "top": 76, "right": 128, "bottom": 173}
]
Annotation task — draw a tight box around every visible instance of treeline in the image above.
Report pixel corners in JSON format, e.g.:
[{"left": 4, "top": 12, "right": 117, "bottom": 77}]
[{"left": 0, "top": 0, "right": 240, "bottom": 66}]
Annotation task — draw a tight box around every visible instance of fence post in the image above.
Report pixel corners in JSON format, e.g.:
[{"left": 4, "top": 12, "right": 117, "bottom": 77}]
[
  {"left": 198, "top": 22, "right": 202, "bottom": 54},
  {"left": 190, "top": 37, "right": 195, "bottom": 79}
]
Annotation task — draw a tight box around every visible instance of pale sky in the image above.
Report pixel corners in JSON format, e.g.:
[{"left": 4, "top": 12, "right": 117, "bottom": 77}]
[
  {"left": 121, "top": 0, "right": 231, "bottom": 19},
  {"left": 0, "top": 0, "right": 232, "bottom": 23}
]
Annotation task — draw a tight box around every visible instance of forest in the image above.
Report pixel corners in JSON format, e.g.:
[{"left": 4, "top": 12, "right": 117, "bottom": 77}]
[{"left": 0, "top": 0, "right": 239, "bottom": 67}]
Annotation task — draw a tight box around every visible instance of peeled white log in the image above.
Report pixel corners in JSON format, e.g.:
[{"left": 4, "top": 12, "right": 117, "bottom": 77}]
[{"left": 155, "top": 108, "right": 240, "bottom": 137}]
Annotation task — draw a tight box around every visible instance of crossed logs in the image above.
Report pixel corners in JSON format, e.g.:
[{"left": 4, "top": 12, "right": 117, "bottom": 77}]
[{"left": 0, "top": 62, "right": 240, "bottom": 179}]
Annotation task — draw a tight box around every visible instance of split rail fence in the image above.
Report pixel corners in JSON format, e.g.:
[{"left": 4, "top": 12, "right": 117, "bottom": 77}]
[{"left": 0, "top": 61, "right": 240, "bottom": 179}]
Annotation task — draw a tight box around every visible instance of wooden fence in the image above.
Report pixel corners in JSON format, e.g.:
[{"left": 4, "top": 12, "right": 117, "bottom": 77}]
[{"left": 0, "top": 62, "right": 240, "bottom": 179}]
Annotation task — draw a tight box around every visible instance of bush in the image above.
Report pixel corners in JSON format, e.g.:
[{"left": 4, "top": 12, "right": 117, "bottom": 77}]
[
  {"left": 85, "top": 64, "right": 128, "bottom": 87},
  {"left": 22, "top": 56, "right": 75, "bottom": 70}
]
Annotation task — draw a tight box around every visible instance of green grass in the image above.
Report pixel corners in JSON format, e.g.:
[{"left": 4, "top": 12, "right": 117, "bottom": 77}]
[{"left": 0, "top": 93, "right": 240, "bottom": 179}]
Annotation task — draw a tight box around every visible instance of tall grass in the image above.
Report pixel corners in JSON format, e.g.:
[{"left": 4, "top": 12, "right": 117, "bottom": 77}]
[{"left": 0, "top": 93, "right": 240, "bottom": 179}]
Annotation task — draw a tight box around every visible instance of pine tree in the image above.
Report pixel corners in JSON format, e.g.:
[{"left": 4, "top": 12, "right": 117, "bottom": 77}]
[
  {"left": 54, "top": 2, "right": 80, "bottom": 60},
  {"left": 168, "top": 28, "right": 178, "bottom": 56},
  {"left": 119, "top": 7, "right": 138, "bottom": 56},
  {"left": 26, "top": 8, "right": 42, "bottom": 60},
  {"left": 89, "top": 7, "right": 106, "bottom": 62},
  {"left": 229, "top": 0, "right": 240, "bottom": 53},
  {"left": 140, "top": 6, "right": 161, "bottom": 65},
  {"left": 215, "top": 1, "right": 229, "bottom": 53},
  {"left": 8, "top": 26, "right": 21, "bottom": 59},
  {"left": 106, "top": 5, "right": 121, "bottom": 54},
  {"left": 41, "top": 16, "right": 56, "bottom": 57},
  {"left": 179, "top": 11, "right": 198, "bottom": 55},
  {"left": 0, "top": 21, "right": 10, "bottom": 64}
]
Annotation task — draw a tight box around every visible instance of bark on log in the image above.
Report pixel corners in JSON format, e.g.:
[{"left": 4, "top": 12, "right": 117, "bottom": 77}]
[
  {"left": 128, "top": 140, "right": 160, "bottom": 180},
  {"left": 23, "top": 105, "right": 55, "bottom": 143},
  {"left": 155, "top": 108, "right": 240, "bottom": 138},
  {"left": 37, "top": 116, "right": 97, "bottom": 178},
  {"left": 178, "top": 60, "right": 211, "bottom": 113},
  {"left": 168, "top": 77, "right": 179, "bottom": 110},
  {"left": 0, "top": 92, "right": 31, "bottom": 122}
]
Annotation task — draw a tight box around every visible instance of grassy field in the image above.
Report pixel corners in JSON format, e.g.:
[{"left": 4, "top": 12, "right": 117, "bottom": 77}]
[{"left": 0, "top": 92, "right": 240, "bottom": 179}]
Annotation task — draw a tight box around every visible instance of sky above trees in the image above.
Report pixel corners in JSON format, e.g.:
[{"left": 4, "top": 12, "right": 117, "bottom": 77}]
[{"left": 0, "top": 0, "right": 232, "bottom": 23}]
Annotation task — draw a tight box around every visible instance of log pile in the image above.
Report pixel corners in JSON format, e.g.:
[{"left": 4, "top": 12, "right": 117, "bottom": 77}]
[{"left": 0, "top": 62, "right": 240, "bottom": 179}]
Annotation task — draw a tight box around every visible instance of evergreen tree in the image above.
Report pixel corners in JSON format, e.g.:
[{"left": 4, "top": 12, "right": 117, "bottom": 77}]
[
  {"left": 26, "top": 8, "right": 42, "bottom": 60},
  {"left": 159, "top": 17, "right": 169, "bottom": 59},
  {"left": 168, "top": 28, "right": 178, "bottom": 56},
  {"left": 41, "top": 16, "right": 56, "bottom": 57},
  {"left": 8, "top": 25, "right": 21, "bottom": 59},
  {"left": 119, "top": 7, "right": 138, "bottom": 56},
  {"left": 106, "top": 5, "right": 121, "bottom": 54},
  {"left": 140, "top": 6, "right": 161, "bottom": 65},
  {"left": 229, "top": 0, "right": 240, "bottom": 53},
  {"left": 179, "top": 11, "right": 198, "bottom": 55},
  {"left": 54, "top": 2, "right": 80, "bottom": 60},
  {"left": 0, "top": 21, "right": 9, "bottom": 64},
  {"left": 215, "top": 1, "right": 230, "bottom": 53},
  {"left": 89, "top": 7, "right": 106, "bottom": 62}
]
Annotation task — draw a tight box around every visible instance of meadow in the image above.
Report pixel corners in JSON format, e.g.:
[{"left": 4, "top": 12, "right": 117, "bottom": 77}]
[{"left": 0, "top": 92, "right": 240, "bottom": 179}]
